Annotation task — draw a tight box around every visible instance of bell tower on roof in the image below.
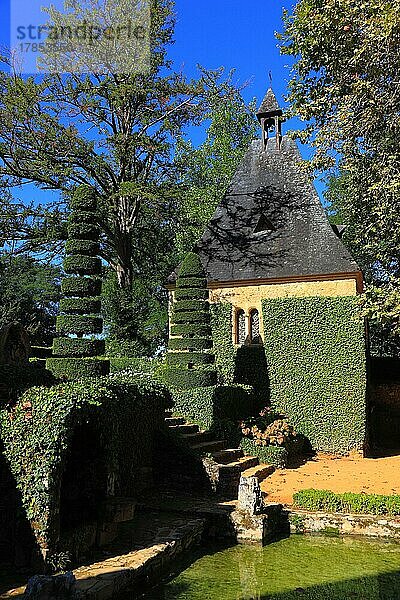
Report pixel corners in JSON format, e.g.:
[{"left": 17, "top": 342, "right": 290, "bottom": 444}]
[{"left": 256, "top": 88, "right": 284, "bottom": 152}]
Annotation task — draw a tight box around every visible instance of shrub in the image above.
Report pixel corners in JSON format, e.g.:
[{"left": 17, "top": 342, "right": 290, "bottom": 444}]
[
  {"left": 61, "top": 277, "right": 102, "bottom": 298},
  {"left": 56, "top": 315, "right": 103, "bottom": 335},
  {"left": 293, "top": 489, "right": 400, "bottom": 516},
  {"left": 59, "top": 297, "right": 101, "bottom": 315},
  {"left": 171, "top": 385, "right": 255, "bottom": 431},
  {"left": 261, "top": 296, "right": 367, "bottom": 452},
  {"left": 63, "top": 255, "right": 102, "bottom": 276},
  {"left": 240, "top": 438, "right": 288, "bottom": 468},
  {"left": 176, "top": 277, "right": 207, "bottom": 289},
  {"left": 174, "top": 288, "right": 209, "bottom": 301},
  {"left": 53, "top": 338, "right": 105, "bottom": 357},
  {"left": 47, "top": 185, "right": 109, "bottom": 379},
  {"left": 165, "top": 252, "right": 216, "bottom": 389}
]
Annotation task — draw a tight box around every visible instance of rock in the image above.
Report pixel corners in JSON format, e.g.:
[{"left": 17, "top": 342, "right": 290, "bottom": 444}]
[
  {"left": 237, "top": 476, "right": 263, "bottom": 515},
  {"left": 24, "top": 572, "right": 76, "bottom": 600}
]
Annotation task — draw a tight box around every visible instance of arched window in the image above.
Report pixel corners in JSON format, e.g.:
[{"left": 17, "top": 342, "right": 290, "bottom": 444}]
[
  {"left": 250, "top": 309, "right": 261, "bottom": 344},
  {"left": 236, "top": 309, "right": 246, "bottom": 345}
]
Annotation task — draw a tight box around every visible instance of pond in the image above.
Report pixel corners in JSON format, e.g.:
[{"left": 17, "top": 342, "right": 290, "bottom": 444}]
[{"left": 139, "top": 535, "right": 400, "bottom": 600}]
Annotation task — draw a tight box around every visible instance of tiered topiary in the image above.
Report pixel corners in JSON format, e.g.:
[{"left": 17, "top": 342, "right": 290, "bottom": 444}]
[
  {"left": 164, "top": 252, "right": 217, "bottom": 389},
  {"left": 46, "top": 186, "right": 110, "bottom": 379}
]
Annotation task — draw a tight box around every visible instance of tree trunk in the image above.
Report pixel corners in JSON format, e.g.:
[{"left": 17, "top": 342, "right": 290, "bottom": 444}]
[{"left": 114, "top": 196, "right": 136, "bottom": 290}]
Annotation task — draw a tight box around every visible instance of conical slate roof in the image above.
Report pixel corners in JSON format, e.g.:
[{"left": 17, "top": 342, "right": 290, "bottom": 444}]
[
  {"left": 176, "top": 136, "right": 361, "bottom": 285},
  {"left": 256, "top": 88, "right": 281, "bottom": 119}
]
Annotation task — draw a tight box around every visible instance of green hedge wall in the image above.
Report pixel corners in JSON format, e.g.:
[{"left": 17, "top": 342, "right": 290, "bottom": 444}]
[
  {"left": 46, "top": 357, "right": 110, "bottom": 379},
  {"left": 169, "top": 338, "right": 212, "bottom": 351},
  {"left": 176, "top": 277, "right": 207, "bottom": 289},
  {"left": 0, "top": 374, "right": 171, "bottom": 565},
  {"left": 172, "top": 384, "right": 255, "bottom": 431},
  {"left": 210, "top": 303, "right": 236, "bottom": 385},
  {"left": 59, "top": 297, "right": 101, "bottom": 315},
  {"left": 174, "top": 289, "right": 209, "bottom": 301},
  {"left": 261, "top": 296, "right": 367, "bottom": 452},
  {"left": 162, "top": 368, "right": 217, "bottom": 389},
  {"left": 61, "top": 277, "right": 102, "bottom": 298},
  {"left": 53, "top": 338, "right": 105, "bottom": 357},
  {"left": 293, "top": 489, "right": 400, "bottom": 516}
]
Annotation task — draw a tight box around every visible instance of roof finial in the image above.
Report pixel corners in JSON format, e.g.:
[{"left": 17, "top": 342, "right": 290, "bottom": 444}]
[{"left": 269, "top": 70, "right": 273, "bottom": 87}]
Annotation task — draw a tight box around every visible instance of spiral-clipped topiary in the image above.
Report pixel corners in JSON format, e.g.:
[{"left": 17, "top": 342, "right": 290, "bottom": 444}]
[
  {"left": 164, "top": 252, "right": 217, "bottom": 389},
  {"left": 47, "top": 185, "right": 110, "bottom": 379}
]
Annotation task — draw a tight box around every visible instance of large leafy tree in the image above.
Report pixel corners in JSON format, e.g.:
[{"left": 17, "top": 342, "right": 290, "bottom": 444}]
[
  {"left": 278, "top": 0, "right": 400, "bottom": 349},
  {"left": 0, "top": 255, "right": 60, "bottom": 345}
]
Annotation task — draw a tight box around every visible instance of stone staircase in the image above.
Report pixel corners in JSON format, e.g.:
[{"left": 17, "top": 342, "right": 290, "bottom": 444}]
[{"left": 165, "top": 411, "right": 274, "bottom": 499}]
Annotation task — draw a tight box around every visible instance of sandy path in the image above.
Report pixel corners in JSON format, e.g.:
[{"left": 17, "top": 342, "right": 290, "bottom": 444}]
[{"left": 261, "top": 452, "right": 400, "bottom": 505}]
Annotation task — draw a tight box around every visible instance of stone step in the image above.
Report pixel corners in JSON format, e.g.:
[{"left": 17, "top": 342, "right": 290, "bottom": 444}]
[
  {"left": 216, "top": 456, "right": 260, "bottom": 498},
  {"left": 241, "top": 463, "right": 275, "bottom": 481},
  {"left": 165, "top": 416, "right": 186, "bottom": 426},
  {"left": 181, "top": 431, "right": 212, "bottom": 445},
  {"left": 191, "top": 439, "right": 227, "bottom": 453},
  {"left": 212, "top": 448, "right": 244, "bottom": 464},
  {"left": 168, "top": 423, "right": 200, "bottom": 434}
]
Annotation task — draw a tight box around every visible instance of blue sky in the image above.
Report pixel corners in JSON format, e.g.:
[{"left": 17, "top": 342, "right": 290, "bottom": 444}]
[{"left": 0, "top": 0, "right": 320, "bottom": 207}]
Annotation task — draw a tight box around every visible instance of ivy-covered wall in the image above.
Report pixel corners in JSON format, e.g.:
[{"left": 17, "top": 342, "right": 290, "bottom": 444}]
[
  {"left": 261, "top": 296, "right": 367, "bottom": 452},
  {"left": 0, "top": 374, "right": 170, "bottom": 566}
]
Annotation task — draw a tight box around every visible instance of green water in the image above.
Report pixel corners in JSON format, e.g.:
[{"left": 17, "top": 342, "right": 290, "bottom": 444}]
[{"left": 140, "top": 535, "right": 400, "bottom": 600}]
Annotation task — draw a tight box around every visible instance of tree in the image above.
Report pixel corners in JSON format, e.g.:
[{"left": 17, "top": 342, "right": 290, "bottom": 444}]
[
  {"left": 0, "top": 0, "right": 244, "bottom": 292},
  {"left": 174, "top": 70, "right": 258, "bottom": 258},
  {"left": 0, "top": 254, "right": 60, "bottom": 345},
  {"left": 278, "top": 0, "right": 400, "bottom": 347}
]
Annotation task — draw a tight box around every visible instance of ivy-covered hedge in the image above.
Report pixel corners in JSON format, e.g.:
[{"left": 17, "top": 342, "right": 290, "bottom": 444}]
[
  {"left": 210, "top": 303, "right": 235, "bottom": 385},
  {"left": 169, "top": 338, "right": 212, "bottom": 351},
  {"left": 53, "top": 338, "right": 105, "bottom": 358},
  {"left": 240, "top": 438, "right": 288, "bottom": 468},
  {"left": 0, "top": 374, "right": 171, "bottom": 565},
  {"left": 46, "top": 357, "right": 110, "bottom": 379},
  {"left": 59, "top": 297, "right": 101, "bottom": 315},
  {"left": 172, "top": 384, "right": 255, "bottom": 431},
  {"left": 261, "top": 296, "right": 367, "bottom": 452},
  {"left": 293, "top": 489, "right": 400, "bottom": 516}
]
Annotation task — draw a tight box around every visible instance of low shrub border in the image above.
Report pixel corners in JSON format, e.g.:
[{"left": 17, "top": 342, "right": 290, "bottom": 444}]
[
  {"left": 240, "top": 437, "right": 288, "bottom": 469},
  {"left": 293, "top": 489, "right": 400, "bottom": 516}
]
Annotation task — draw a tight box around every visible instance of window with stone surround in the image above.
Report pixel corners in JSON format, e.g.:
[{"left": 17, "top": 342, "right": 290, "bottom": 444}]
[{"left": 236, "top": 309, "right": 246, "bottom": 345}]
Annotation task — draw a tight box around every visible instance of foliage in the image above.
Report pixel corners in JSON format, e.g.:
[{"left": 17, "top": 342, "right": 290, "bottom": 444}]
[
  {"left": 48, "top": 185, "right": 109, "bottom": 379},
  {"left": 240, "top": 438, "right": 288, "bottom": 469},
  {"left": 0, "top": 254, "right": 60, "bottom": 346},
  {"left": 174, "top": 70, "right": 258, "bottom": 257},
  {"left": 0, "top": 374, "right": 170, "bottom": 565},
  {"left": 293, "top": 489, "right": 400, "bottom": 517},
  {"left": 210, "top": 303, "right": 236, "bottom": 385},
  {"left": 278, "top": 0, "right": 400, "bottom": 345},
  {"left": 359, "top": 283, "right": 400, "bottom": 356},
  {"left": 0, "top": 363, "right": 55, "bottom": 406},
  {"left": 53, "top": 338, "right": 105, "bottom": 358},
  {"left": 164, "top": 252, "right": 217, "bottom": 389},
  {"left": 61, "top": 277, "right": 102, "bottom": 298},
  {"left": 109, "top": 356, "right": 162, "bottom": 375},
  {"left": 171, "top": 384, "right": 255, "bottom": 432},
  {"left": 261, "top": 296, "right": 367, "bottom": 452}
]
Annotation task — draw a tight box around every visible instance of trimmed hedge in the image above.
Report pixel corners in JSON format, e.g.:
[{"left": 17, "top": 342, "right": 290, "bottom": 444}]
[
  {"left": 173, "top": 311, "right": 210, "bottom": 325},
  {"left": 167, "top": 352, "right": 215, "bottom": 367},
  {"left": 67, "top": 210, "right": 97, "bottom": 226},
  {"left": 53, "top": 337, "right": 105, "bottom": 357},
  {"left": 174, "top": 300, "right": 208, "bottom": 313},
  {"left": 109, "top": 357, "right": 161, "bottom": 375},
  {"left": 162, "top": 368, "right": 217, "bottom": 389},
  {"left": 63, "top": 255, "right": 102, "bottom": 276},
  {"left": 69, "top": 185, "right": 97, "bottom": 211},
  {"left": 261, "top": 296, "right": 367, "bottom": 453},
  {"left": 61, "top": 277, "right": 102, "bottom": 298},
  {"left": 67, "top": 222, "right": 99, "bottom": 241},
  {"left": 178, "top": 252, "right": 205, "bottom": 278},
  {"left": 174, "top": 288, "right": 209, "bottom": 301},
  {"left": 293, "top": 489, "right": 400, "bottom": 516},
  {"left": 240, "top": 437, "right": 288, "bottom": 469},
  {"left": 59, "top": 297, "right": 101, "bottom": 315},
  {"left": 56, "top": 315, "right": 103, "bottom": 335},
  {"left": 176, "top": 277, "right": 207, "bottom": 289},
  {"left": 172, "top": 384, "right": 255, "bottom": 431},
  {"left": 46, "top": 357, "right": 110, "bottom": 379},
  {"left": 171, "top": 323, "right": 212, "bottom": 338},
  {"left": 65, "top": 239, "right": 100, "bottom": 256},
  {"left": 210, "top": 303, "right": 236, "bottom": 385},
  {"left": 169, "top": 338, "right": 212, "bottom": 351}
]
